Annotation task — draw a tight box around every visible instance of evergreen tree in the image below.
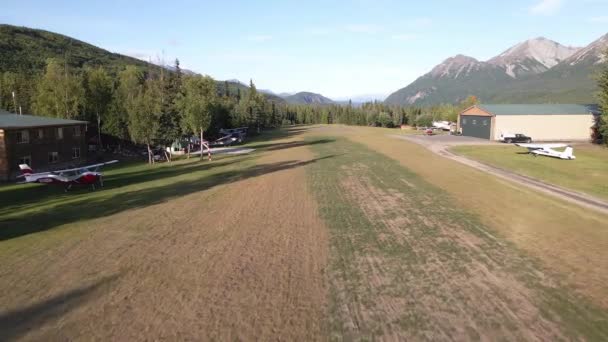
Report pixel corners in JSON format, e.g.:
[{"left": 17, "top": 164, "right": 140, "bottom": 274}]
[
  {"left": 224, "top": 80, "right": 230, "bottom": 97},
  {"left": 157, "top": 59, "right": 183, "bottom": 150},
  {"left": 0, "top": 72, "right": 19, "bottom": 112},
  {"left": 248, "top": 79, "right": 258, "bottom": 129},
  {"left": 596, "top": 50, "right": 608, "bottom": 145}
]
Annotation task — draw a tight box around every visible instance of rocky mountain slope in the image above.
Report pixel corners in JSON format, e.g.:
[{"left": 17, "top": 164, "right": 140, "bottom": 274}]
[
  {"left": 385, "top": 33, "right": 607, "bottom": 105},
  {"left": 488, "top": 37, "right": 579, "bottom": 78}
]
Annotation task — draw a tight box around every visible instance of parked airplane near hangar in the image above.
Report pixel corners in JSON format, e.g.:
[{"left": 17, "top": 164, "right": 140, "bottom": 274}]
[
  {"left": 516, "top": 143, "right": 576, "bottom": 160},
  {"left": 18, "top": 160, "right": 119, "bottom": 191}
]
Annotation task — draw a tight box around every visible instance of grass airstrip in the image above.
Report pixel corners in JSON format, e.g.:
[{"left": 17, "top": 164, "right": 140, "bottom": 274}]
[{"left": 1, "top": 125, "right": 607, "bottom": 340}]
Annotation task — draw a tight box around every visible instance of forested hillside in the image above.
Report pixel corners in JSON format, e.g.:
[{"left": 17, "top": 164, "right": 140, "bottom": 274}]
[{"left": 0, "top": 24, "right": 153, "bottom": 74}]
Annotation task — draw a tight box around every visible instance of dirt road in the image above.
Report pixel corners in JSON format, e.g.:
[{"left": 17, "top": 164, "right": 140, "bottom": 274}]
[
  {"left": 391, "top": 134, "right": 608, "bottom": 215},
  {"left": 0, "top": 134, "right": 328, "bottom": 341}
]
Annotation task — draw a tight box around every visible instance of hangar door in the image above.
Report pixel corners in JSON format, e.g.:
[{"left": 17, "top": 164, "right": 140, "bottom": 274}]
[{"left": 461, "top": 115, "right": 491, "bottom": 139}]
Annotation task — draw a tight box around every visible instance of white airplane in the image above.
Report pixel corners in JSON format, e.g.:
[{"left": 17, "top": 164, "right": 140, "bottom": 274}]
[
  {"left": 432, "top": 121, "right": 452, "bottom": 131},
  {"left": 515, "top": 143, "right": 575, "bottom": 160},
  {"left": 18, "top": 160, "right": 119, "bottom": 190}
]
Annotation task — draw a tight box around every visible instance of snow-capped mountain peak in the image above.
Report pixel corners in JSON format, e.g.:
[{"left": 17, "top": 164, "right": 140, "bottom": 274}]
[
  {"left": 488, "top": 37, "right": 580, "bottom": 77},
  {"left": 429, "top": 55, "right": 483, "bottom": 79}
]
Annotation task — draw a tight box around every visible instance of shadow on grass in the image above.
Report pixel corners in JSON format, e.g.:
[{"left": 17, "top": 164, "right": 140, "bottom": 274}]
[
  {"left": 0, "top": 155, "right": 337, "bottom": 241},
  {"left": 0, "top": 156, "right": 251, "bottom": 215},
  {"left": 0, "top": 273, "right": 120, "bottom": 341},
  {"left": 245, "top": 125, "right": 312, "bottom": 145},
  {"left": 251, "top": 139, "right": 335, "bottom": 152},
  {"left": 0, "top": 135, "right": 334, "bottom": 214},
  {"left": 103, "top": 156, "right": 253, "bottom": 189}
]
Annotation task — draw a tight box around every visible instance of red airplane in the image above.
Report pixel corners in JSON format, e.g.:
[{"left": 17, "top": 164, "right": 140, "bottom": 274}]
[{"left": 18, "top": 160, "right": 118, "bottom": 191}]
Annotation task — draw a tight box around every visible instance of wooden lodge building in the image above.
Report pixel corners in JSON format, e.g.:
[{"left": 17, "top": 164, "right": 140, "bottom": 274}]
[{"left": 0, "top": 110, "right": 87, "bottom": 181}]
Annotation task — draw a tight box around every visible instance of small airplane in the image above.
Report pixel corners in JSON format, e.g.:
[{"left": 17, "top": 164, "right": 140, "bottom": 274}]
[
  {"left": 18, "top": 160, "right": 119, "bottom": 191},
  {"left": 515, "top": 143, "right": 576, "bottom": 160}
]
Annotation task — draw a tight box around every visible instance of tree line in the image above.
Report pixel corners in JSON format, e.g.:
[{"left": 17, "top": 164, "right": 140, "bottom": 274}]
[
  {"left": 281, "top": 95, "right": 478, "bottom": 128},
  {"left": 0, "top": 58, "right": 292, "bottom": 162},
  {"left": 596, "top": 50, "right": 608, "bottom": 146},
  {"left": 0, "top": 57, "right": 481, "bottom": 163},
  {"left": 2, "top": 54, "right": 606, "bottom": 163}
]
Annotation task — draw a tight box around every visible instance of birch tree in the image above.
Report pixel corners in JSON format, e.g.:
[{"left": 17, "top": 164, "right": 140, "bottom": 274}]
[
  {"left": 178, "top": 75, "right": 216, "bottom": 161},
  {"left": 85, "top": 66, "right": 113, "bottom": 148},
  {"left": 34, "top": 58, "right": 84, "bottom": 118},
  {"left": 127, "top": 78, "right": 162, "bottom": 164}
]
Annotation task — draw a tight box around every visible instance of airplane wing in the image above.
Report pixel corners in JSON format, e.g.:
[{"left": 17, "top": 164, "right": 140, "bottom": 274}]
[
  {"left": 52, "top": 160, "right": 119, "bottom": 174},
  {"left": 516, "top": 143, "right": 568, "bottom": 150}
]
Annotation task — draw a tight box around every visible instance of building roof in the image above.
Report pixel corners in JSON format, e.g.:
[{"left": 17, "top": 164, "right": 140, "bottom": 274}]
[
  {"left": 0, "top": 110, "right": 86, "bottom": 129},
  {"left": 475, "top": 104, "right": 599, "bottom": 116}
]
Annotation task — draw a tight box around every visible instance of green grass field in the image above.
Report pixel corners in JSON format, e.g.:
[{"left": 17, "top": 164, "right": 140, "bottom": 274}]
[
  {"left": 451, "top": 144, "right": 608, "bottom": 200},
  {"left": 2, "top": 126, "right": 608, "bottom": 340},
  {"left": 307, "top": 136, "right": 608, "bottom": 340}
]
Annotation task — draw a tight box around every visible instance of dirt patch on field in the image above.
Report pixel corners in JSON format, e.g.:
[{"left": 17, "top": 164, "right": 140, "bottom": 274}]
[
  {"left": 336, "top": 171, "right": 564, "bottom": 341},
  {"left": 0, "top": 135, "right": 328, "bottom": 340}
]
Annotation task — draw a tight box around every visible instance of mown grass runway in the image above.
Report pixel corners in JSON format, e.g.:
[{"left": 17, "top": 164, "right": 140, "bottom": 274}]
[
  {"left": 307, "top": 135, "right": 608, "bottom": 340},
  {"left": 1, "top": 126, "right": 608, "bottom": 340}
]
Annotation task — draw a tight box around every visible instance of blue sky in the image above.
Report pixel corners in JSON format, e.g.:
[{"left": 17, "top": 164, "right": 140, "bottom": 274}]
[{"left": 1, "top": 0, "right": 607, "bottom": 99}]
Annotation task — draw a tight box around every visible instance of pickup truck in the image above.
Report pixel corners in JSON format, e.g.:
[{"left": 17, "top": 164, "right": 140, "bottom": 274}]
[{"left": 500, "top": 133, "right": 532, "bottom": 143}]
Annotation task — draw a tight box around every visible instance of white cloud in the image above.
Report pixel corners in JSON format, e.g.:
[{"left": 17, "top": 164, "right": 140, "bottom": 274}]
[
  {"left": 345, "top": 24, "right": 383, "bottom": 34},
  {"left": 115, "top": 49, "right": 156, "bottom": 61},
  {"left": 529, "top": 0, "right": 564, "bottom": 15},
  {"left": 246, "top": 35, "right": 272, "bottom": 42},
  {"left": 589, "top": 15, "right": 608, "bottom": 23},
  {"left": 391, "top": 33, "right": 417, "bottom": 41}
]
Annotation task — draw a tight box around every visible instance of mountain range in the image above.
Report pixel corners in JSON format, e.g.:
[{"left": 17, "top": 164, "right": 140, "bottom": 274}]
[
  {"left": 2, "top": 24, "right": 605, "bottom": 107},
  {"left": 385, "top": 34, "right": 608, "bottom": 106},
  {"left": 282, "top": 92, "right": 334, "bottom": 105},
  {"left": 236, "top": 84, "right": 336, "bottom": 105}
]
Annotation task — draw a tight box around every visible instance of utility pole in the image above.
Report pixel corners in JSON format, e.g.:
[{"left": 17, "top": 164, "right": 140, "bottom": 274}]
[
  {"left": 11, "top": 91, "right": 17, "bottom": 114},
  {"left": 97, "top": 113, "right": 102, "bottom": 152}
]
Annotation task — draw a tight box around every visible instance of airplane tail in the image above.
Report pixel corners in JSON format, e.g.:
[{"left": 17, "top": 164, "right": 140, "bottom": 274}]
[
  {"left": 19, "top": 164, "right": 33, "bottom": 176},
  {"left": 562, "top": 147, "right": 574, "bottom": 159}
]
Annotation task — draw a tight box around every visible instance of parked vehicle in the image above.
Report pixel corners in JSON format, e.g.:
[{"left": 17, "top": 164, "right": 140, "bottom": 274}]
[
  {"left": 500, "top": 132, "right": 532, "bottom": 143},
  {"left": 211, "top": 132, "right": 245, "bottom": 147}
]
